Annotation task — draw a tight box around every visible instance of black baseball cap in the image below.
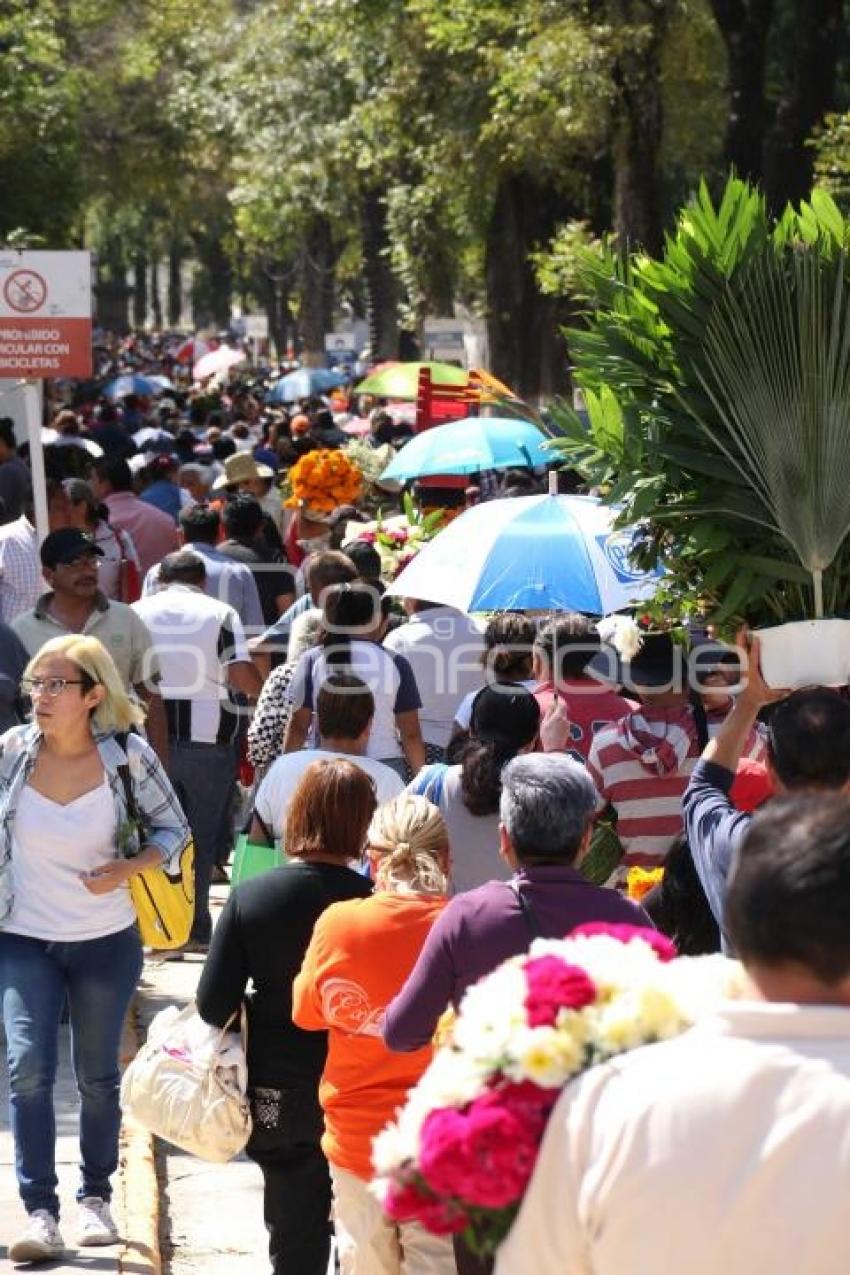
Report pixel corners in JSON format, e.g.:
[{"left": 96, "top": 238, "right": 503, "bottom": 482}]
[{"left": 40, "top": 529, "right": 104, "bottom": 569}]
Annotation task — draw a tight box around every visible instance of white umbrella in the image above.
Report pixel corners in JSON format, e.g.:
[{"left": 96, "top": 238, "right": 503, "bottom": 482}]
[
  {"left": 386, "top": 493, "right": 661, "bottom": 613},
  {"left": 193, "top": 345, "right": 246, "bottom": 381}
]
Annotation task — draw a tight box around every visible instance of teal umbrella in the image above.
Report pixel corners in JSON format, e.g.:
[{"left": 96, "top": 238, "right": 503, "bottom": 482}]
[{"left": 380, "top": 417, "right": 552, "bottom": 482}]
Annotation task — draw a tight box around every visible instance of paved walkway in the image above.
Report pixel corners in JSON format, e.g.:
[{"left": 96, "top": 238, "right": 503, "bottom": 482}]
[
  {"left": 0, "top": 882, "right": 338, "bottom": 1273},
  {"left": 0, "top": 1020, "right": 128, "bottom": 1272},
  {"left": 140, "top": 935, "right": 268, "bottom": 1275}
]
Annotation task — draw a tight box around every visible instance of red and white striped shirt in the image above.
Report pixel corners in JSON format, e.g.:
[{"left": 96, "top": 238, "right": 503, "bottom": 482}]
[{"left": 587, "top": 703, "right": 765, "bottom": 870}]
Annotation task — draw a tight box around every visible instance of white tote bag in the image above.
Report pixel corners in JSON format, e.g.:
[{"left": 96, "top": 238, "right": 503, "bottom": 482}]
[{"left": 120, "top": 1001, "right": 252, "bottom": 1163}]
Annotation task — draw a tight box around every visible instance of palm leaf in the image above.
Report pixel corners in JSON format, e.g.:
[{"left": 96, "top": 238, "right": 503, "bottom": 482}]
[{"left": 682, "top": 249, "right": 850, "bottom": 614}]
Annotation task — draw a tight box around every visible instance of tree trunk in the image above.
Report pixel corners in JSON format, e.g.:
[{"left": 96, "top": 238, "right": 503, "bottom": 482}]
[
  {"left": 149, "top": 260, "right": 162, "bottom": 329},
  {"left": 93, "top": 237, "right": 130, "bottom": 333},
  {"left": 484, "top": 174, "right": 573, "bottom": 403},
  {"left": 206, "top": 238, "right": 234, "bottom": 330},
  {"left": 192, "top": 234, "right": 233, "bottom": 331},
  {"left": 361, "top": 189, "right": 399, "bottom": 360},
  {"left": 709, "top": 0, "right": 775, "bottom": 181},
  {"left": 167, "top": 240, "right": 183, "bottom": 328},
  {"left": 254, "top": 256, "right": 292, "bottom": 359},
  {"left": 763, "top": 0, "right": 843, "bottom": 210},
  {"left": 132, "top": 252, "right": 147, "bottom": 329},
  {"left": 610, "top": 0, "right": 669, "bottom": 255},
  {"left": 297, "top": 216, "right": 336, "bottom": 365}
]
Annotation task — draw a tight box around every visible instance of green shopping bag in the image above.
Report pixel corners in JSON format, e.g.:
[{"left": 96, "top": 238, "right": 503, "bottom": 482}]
[{"left": 230, "top": 836, "right": 285, "bottom": 888}]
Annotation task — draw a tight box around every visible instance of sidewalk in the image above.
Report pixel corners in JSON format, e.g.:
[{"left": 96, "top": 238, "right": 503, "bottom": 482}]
[
  {"left": 0, "top": 1020, "right": 131, "bottom": 1272},
  {"left": 139, "top": 921, "right": 268, "bottom": 1275},
  {"left": 0, "top": 884, "right": 268, "bottom": 1273}
]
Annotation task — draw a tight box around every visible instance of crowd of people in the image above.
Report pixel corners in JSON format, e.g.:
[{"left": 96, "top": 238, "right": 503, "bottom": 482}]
[{"left": 0, "top": 358, "right": 848, "bottom": 1274}]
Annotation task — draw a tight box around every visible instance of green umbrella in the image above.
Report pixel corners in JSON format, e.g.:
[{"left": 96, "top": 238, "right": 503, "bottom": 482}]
[{"left": 355, "top": 361, "right": 469, "bottom": 399}]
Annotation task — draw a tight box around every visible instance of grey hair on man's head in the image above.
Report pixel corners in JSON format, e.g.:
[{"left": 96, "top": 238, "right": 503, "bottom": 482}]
[{"left": 499, "top": 753, "right": 598, "bottom": 864}]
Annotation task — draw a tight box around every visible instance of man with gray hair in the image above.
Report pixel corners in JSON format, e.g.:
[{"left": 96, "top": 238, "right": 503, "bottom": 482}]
[{"left": 383, "top": 752, "right": 651, "bottom": 1054}]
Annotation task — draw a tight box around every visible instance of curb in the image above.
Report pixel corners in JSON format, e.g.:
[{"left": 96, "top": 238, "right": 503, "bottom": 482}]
[{"left": 118, "top": 998, "right": 162, "bottom": 1275}]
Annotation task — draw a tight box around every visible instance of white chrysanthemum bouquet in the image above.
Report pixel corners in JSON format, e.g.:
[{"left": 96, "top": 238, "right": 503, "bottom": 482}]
[{"left": 373, "top": 924, "right": 743, "bottom": 1255}]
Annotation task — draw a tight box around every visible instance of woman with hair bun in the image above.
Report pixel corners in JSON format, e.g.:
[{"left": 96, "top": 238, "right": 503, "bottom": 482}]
[
  {"left": 410, "top": 683, "right": 542, "bottom": 893},
  {"left": 292, "top": 793, "right": 454, "bottom": 1275}
]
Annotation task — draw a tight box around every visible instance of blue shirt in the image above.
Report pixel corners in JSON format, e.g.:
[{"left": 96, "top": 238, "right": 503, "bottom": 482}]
[
  {"left": 683, "top": 758, "right": 752, "bottom": 948},
  {"left": 141, "top": 480, "right": 183, "bottom": 523},
  {"left": 256, "top": 593, "right": 313, "bottom": 651},
  {"left": 142, "top": 542, "right": 265, "bottom": 633}
]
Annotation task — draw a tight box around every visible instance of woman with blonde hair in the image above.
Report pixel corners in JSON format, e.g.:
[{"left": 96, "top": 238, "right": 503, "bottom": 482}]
[
  {"left": 0, "top": 633, "right": 190, "bottom": 1264},
  {"left": 293, "top": 794, "right": 455, "bottom": 1275}
]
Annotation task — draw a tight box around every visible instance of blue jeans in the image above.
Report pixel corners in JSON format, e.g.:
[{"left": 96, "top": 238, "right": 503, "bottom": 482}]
[
  {"left": 167, "top": 741, "right": 235, "bottom": 943},
  {"left": 0, "top": 924, "right": 143, "bottom": 1218}
]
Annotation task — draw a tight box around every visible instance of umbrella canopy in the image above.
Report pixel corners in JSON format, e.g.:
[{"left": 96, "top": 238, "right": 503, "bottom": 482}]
[
  {"left": 146, "top": 374, "right": 175, "bottom": 392},
  {"left": 268, "top": 368, "right": 349, "bottom": 403},
  {"left": 468, "top": 367, "right": 520, "bottom": 401},
  {"left": 380, "top": 416, "right": 552, "bottom": 482},
  {"left": 103, "top": 374, "right": 162, "bottom": 400},
  {"left": 356, "top": 361, "right": 468, "bottom": 399},
  {"left": 193, "top": 345, "right": 246, "bottom": 380},
  {"left": 386, "top": 493, "right": 662, "bottom": 614},
  {"left": 173, "top": 337, "right": 209, "bottom": 365}
]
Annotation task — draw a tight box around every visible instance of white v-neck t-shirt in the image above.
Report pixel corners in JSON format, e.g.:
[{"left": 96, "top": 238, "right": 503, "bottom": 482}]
[{"left": 6, "top": 777, "right": 135, "bottom": 941}]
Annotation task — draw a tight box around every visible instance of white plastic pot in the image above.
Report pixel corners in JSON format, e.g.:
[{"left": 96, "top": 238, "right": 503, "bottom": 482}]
[{"left": 756, "top": 618, "right": 850, "bottom": 690}]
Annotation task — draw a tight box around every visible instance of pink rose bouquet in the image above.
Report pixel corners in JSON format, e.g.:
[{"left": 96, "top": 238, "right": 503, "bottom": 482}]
[{"left": 373, "top": 923, "right": 742, "bottom": 1255}]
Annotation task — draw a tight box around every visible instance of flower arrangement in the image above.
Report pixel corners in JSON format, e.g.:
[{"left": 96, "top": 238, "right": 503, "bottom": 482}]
[
  {"left": 373, "top": 924, "right": 741, "bottom": 1255},
  {"left": 283, "top": 448, "right": 363, "bottom": 514},
  {"left": 346, "top": 492, "right": 448, "bottom": 582}
]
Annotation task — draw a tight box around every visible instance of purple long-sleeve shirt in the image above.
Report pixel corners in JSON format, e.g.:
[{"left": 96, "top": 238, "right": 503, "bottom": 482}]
[{"left": 382, "top": 864, "right": 651, "bottom": 1053}]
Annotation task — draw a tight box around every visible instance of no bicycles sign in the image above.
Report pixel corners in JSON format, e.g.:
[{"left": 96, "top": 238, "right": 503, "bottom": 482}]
[{"left": 0, "top": 251, "right": 92, "bottom": 378}]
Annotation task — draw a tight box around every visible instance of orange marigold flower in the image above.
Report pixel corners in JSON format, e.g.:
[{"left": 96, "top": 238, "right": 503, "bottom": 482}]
[{"left": 626, "top": 866, "right": 664, "bottom": 903}]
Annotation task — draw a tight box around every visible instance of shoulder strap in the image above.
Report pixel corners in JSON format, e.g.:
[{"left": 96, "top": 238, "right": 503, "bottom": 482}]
[
  {"left": 508, "top": 879, "right": 542, "bottom": 939},
  {"left": 250, "top": 807, "right": 274, "bottom": 844},
  {"left": 111, "top": 524, "right": 127, "bottom": 563},
  {"left": 115, "top": 731, "right": 138, "bottom": 823},
  {"left": 690, "top": 695, "right": 710, "bottom": 753}
]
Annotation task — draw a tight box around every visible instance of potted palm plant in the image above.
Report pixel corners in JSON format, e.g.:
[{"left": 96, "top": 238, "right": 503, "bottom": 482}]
[{"left": 550, "top": 177, "right": 850, "bottom": 687}]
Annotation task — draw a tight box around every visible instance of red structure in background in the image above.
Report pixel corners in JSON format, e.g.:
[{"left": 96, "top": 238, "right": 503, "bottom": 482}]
[{"left": 414, "top": 366, "right": 479, "bottom": 502}]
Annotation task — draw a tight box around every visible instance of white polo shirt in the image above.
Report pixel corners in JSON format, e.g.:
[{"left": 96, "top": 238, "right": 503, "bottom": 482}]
[
  {"left": 132, "top": 585, "right": 249, "bottom": 745},
  {"left": 383, "top": 606, "right": 485, "bottom": 748},
  {"left": 497, "top": 1001, "right": 850, "bottom": 1275}
]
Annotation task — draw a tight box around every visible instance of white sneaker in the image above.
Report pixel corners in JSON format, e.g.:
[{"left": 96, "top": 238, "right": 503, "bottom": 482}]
[
  {"left": 76, "top": 1195, "right": 119, "bottom": 1246},
  {"left": 8, "top": 1209, "right": 65, "bottom": 1263}
]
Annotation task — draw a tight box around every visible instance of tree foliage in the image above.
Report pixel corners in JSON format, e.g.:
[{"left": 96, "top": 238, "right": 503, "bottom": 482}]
[
  {"left": 0, "top": 0, "right": 844, "bottom": 392},
  {"left": 549, "top": 178, "right": 850, "bottom": 628}
]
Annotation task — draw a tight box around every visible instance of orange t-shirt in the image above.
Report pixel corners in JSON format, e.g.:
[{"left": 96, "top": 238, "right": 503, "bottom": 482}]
[{"left": 292, "top": 891, "right": 447, "bottom": 1181}]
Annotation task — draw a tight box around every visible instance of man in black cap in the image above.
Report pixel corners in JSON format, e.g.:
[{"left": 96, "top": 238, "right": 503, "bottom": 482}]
[{"left": 11, "top": 529, "right": 168, "bottom": 762}]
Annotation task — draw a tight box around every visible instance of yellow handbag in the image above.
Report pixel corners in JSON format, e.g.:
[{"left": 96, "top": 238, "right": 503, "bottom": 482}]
[
  {"left": 128, "top": 841, "right": 195, "bottom": 950},
  {"left": 116, "top": 744, "right": 195, "bottom": 950}
]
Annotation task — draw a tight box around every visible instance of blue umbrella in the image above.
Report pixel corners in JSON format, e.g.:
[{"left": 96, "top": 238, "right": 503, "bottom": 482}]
[
  {"left": 103, "top": 374, "right": 162, "bottom": 399},
  {"left": 386, "top": 493, "right": 661, "bottom": 613},
  {"left": 379, "top": 416, "right": 552, "bottom": 482},
  {"left": 268, "top": 368, "right": 349, "bottom": 403}
]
